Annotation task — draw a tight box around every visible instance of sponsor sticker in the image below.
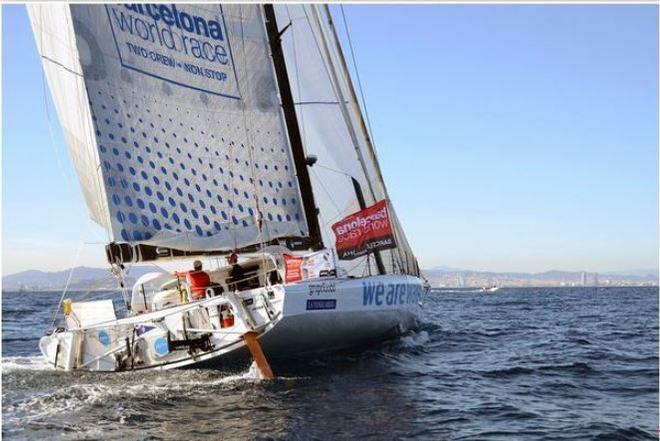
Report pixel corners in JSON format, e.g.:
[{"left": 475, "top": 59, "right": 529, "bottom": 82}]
[
  {"left": 153, "top": 336, "right": 170, "bottom": 356},
  {"left": 285, "top": 250, "right": 336, "bottom": 283},
  {"left": 98, "top": 330, "right": 111, "bottom": 347},
  {"left": 306, "top": 299, "right": 337, "bottom": 310},
  {"left": 284, "top": 254, "right": 304, "bottom": 283},
  {"left": 309, "top": 283, "right": 337, "bottom": 296}
]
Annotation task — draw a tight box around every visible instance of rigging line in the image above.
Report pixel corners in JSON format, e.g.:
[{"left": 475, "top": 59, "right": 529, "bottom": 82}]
[
  {"left": 339, "top": 5, "right": 377, "bottom": 147},
  {"left": 237, "top": 4, "right": 256, "bottom": 240},
  {"left": 221, "top": 5, "right": 250, "bottom": 250},
  {"left": 285, "top": 5, "right": 307, "bottom": 152},
  {"left": 310, "top": 168, "right": 342, "bottom": 217},
  {"left": 69, "top": 273, "right": 121, "bottom": 304},
  {"left": 247, "top": 5, "right": 271, "bottom": 248},
  {"left": 48, "top": 241, "right": 85, "bottom": 330},
  {"left": 308, "top": 6, "right": 379, "bottom": 202},
  {"left": 246, "top": 5, "right": 268, "bottom": 254},
  {"left": 301, "top": 8, "right": 330, "bottom": 77},
  {"left": 344, "top": 254, "right": 369, "bottom": 276},
  {"left": 300, "top": 5, "right": 380, "bottom": 211},
  {"left": 314, "top": 163, "right": 353, "bottom": 178},
  {"left": 39, "top": 55, "right": 83, "bottom": 77},
  {"left": 325, "top": 5, "right": 400, "bottom": 267},
  {"left": 301, "top": 6, "right": 346, "bottom": 122},
  {"left": 322, "top": 211, "right": 351, "bottom": 228},
  {"left": 335, "top": 7, "right": 411, "bottom": 272},
  {"left": 38, "top": 11, "right": 76, "bottom": 195},
  {"left": 294, "top": 101, "right": 348, "bottom": 105}
]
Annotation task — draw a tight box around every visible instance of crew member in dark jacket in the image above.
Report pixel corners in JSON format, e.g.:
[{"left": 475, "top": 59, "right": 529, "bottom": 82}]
[{"left": 227, "top": 252, "right": 245, "bottom": 291}]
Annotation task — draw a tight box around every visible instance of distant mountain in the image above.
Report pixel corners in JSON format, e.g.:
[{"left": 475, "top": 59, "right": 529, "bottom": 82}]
[
  {"left": 2, "top": 265, "right": 657, "bottom": 292},
  {"left": 602, "top": 268, "right": 659, "bottom": 278},
  {"left": 2, "top": 266, "right": 155, "bottom": 291},
  {"left": 427, "top": 265, "right": 464, "bottom": 273},
  {"left": 423, "top": 267, "right": 658, "bottom": 288}
]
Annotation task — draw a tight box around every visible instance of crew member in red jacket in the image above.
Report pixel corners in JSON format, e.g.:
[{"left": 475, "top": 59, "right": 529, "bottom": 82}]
[{"left": 185, "top": 260, "right": 211, "bottom": 300}]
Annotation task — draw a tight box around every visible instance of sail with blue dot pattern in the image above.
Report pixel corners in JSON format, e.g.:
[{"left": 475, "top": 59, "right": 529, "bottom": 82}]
[{"left": 32, "top": 4, "right": 309, "bottom": 252}]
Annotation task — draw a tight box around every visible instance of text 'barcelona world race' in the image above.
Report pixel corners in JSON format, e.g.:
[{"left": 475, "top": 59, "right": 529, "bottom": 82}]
[
  {"left": 362, "top": 282, "right": 421, "bottom": 307},
  {"left": 105, "top": 4, "right": 240, "bottom": 97},
  {"left": 111, "top": 4, "right": 229, "bottom": 65}
]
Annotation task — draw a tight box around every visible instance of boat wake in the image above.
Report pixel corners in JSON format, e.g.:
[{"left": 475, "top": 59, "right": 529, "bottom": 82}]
[
  {"left": 1, "top": 356, "right": 53, "bottom": 373},
  {"left": 398, "top": 330, "right": 430, "bottom": 349},
  {"left": 2, "top": 357, "right": 295, "bottom": 437}
]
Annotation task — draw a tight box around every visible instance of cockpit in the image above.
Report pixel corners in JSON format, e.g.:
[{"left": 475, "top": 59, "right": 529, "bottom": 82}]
[{"left": 129, "top": 254, "right": 281, "bottom": 315}]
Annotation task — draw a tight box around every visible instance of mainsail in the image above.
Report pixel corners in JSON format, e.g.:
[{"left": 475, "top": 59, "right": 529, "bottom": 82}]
[
  {"left": 29, "top": 4, "right": 419, "bottom": 276},
  {"left": 29, "top": 4, "right": 310, "bottom": 252}
]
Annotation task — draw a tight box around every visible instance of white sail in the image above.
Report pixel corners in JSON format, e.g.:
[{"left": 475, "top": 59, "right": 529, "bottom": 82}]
[
  {"left": 29, "top": 5, "right": 111, "bottom": 230},
  {"left": 29, "top": 4, "right": 309, "bottom": 252},
  {"left": 274, "top": 5, "right": 419, "bottom": 276}
]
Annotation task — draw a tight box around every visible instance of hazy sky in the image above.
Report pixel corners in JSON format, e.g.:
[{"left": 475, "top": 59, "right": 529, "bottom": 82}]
[{"left": 2, "top": 4, "right": 658, "bottom": 275}]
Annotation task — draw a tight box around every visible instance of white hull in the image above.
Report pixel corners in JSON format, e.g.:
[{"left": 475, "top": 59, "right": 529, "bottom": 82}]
[
  {"left": 40, "top": 275, "right": 424, "bottom": 372},
  {"left": 260, "top": 275, "right": 422, "bottom": 357}
]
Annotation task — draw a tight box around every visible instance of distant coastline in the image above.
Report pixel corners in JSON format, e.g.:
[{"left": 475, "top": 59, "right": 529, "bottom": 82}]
[
  {"left": 424, "top": 268, "right": 658, "bottom": 289},
  {"left": 2, "top": 266, "right": 658, "bottom": 291}
]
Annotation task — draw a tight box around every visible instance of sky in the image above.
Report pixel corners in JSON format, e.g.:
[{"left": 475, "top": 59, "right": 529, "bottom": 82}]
[{"left": 2, "top": 4, "right": 658, "bottom": 275}]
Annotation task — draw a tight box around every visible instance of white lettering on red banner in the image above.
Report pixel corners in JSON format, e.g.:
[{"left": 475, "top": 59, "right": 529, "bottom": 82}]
[{"left": 331, "top": 200, "right": 396, "bottom": 260}]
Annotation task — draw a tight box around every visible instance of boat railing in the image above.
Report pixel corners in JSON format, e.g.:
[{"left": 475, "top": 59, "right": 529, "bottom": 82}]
[
  {"left": 67, "top": 294, "right": 235, "bottom": 332},
  {"left": 66, "top": 278, "right": 281, "bottom": 332}
]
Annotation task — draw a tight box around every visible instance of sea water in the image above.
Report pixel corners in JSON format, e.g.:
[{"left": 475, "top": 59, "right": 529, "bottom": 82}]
[{"left": 2, "top": 287, "right": 657, "bottom": 440}]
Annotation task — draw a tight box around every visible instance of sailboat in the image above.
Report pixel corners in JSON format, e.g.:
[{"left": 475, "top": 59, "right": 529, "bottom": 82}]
[{"left": 29, "top": 4, "right": 426, "bottom": 374}]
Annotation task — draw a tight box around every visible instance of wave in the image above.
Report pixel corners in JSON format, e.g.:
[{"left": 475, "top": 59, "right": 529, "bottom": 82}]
[
  {"left": 481, "top": 366, "right": 535, "bottom": 378},
  {"left": 537, "top": 361, "right": 596, "bottom": 374},
  {"left": 2, "top": 356, "right": 53, "bottom": 373},
  {"left": 2, "top": 361, "right": 286, "bottom": 428},
  {"left": 398, "top": 331, "right": 430, "bottom": 349}
]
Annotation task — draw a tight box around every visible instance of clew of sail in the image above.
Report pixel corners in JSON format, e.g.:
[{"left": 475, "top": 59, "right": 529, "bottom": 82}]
[
  {"left": 274, "top": 5, "right": 419, "bottom": 276},
  {"left": 28, "top": 4, "right": 310, "bottom": 253}
]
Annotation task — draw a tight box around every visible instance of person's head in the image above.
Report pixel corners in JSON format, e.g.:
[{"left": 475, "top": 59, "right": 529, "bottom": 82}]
[
  {"left": 227, "top": 253, "right": 238, "bottom": 265},
  {"left": 193, "top": 260, "right": 203, "bottom": 271}
]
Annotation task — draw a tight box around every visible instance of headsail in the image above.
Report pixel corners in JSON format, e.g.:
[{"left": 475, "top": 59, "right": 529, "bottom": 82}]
[
  {"left": 29, "top": 4, "right": 310, "bottom": 253},
  {"left": 274, "top": 5, "right": 419, "bottom": 276}
]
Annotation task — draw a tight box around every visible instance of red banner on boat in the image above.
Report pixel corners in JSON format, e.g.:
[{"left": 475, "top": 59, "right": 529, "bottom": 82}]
[
  {"left": 331, "top": 199, "right": 396, "bottom": 260},
  {"left": 284, "top": 249, "right": 336, "bottom": 283},
  {"left": 284, "top": 254, "right": 304, "bottom": 283}
]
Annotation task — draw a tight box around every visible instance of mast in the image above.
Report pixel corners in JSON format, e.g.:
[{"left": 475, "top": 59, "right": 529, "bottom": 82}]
[
  {"left": 351, "top": 177, "right": 386, "bottom": 275},
  {"left": 263, "top": 4, "right": 323, "bottom": 251}
]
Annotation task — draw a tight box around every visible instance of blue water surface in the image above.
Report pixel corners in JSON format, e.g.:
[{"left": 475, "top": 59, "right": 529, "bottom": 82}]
[{"left": 2, "top": 287, "right": 657, "bottom": 440}]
